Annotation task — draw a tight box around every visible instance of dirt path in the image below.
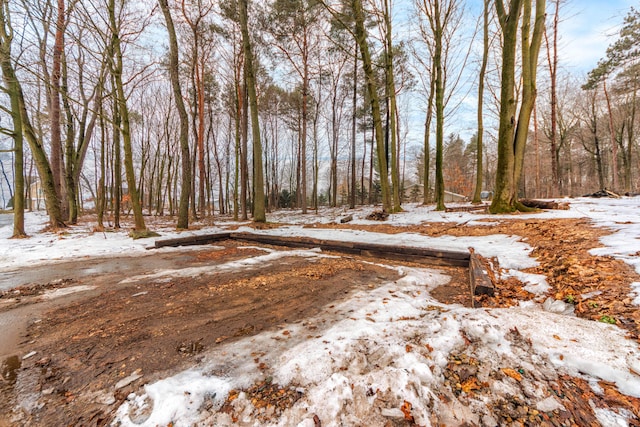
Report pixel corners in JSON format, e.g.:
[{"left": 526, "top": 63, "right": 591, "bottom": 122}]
[{"left": 1, "top": 241, "right": 457, "bottom": 426}]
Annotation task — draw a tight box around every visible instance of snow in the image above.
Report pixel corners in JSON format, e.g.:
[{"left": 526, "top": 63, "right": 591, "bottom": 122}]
[
  {"left": 41, "top": 285, "right": 95, "bottom": 300},
  {"left": 3, "top": 197, "right": 640, "bottom": 425}
]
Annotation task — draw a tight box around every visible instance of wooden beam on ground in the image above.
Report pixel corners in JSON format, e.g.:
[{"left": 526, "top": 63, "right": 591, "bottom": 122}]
[
  {"left": 230, "top": 232, "right": 469, "bottom": 267},
  {"left": 469, "top": 249, "right": 495, "bottom": 299},
  {"left": 154, "top": 232, "right": 501, "bottom": 306},
  {"left": 153, "top": 232, "right": 232, "bottom": 249}
]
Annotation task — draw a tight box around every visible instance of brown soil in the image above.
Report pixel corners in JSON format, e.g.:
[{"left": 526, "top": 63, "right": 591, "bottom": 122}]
[
  {"left": 0, "top": 242, "right": 408, "bottom": 426},
  {"left": 1, "top": 215, "right": 639, "bottom": 426}
]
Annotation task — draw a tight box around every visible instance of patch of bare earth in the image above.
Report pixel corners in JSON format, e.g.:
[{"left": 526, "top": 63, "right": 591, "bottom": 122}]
[{"left": 0, "top": 246, "right": 400, "bottom": 426}]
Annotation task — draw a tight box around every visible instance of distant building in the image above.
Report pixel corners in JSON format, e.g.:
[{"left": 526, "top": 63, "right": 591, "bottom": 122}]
[{"left": 28, "top": 179, "right": 45, "bottom": 211}]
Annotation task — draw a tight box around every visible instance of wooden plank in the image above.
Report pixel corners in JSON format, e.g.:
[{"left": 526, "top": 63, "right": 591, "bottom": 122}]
[
  {"left": 230, "top": 232, "right": 469, "bottom": 266},
  {"left": 352, "top": 241, "right": 469, "bottom": 261},
  {"left": 468, "top": 249, "right": 495, "bottom": 297},
  {"left": 360, "top": 250, "right": 468, "bottom": 267},
  {"left": 154, "top": 232, "right": 232, "bottom": 248},
  {"left": 154, "top": 231, "right": 470, "bottom": 268}
]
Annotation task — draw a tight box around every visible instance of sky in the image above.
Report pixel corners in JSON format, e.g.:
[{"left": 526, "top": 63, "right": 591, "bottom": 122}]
[
  {"left": 2, "top": 197, "right": 640, "bottom": 425},
  {"left": 558, "top": 0, "right": 637, "bottom": 73}
]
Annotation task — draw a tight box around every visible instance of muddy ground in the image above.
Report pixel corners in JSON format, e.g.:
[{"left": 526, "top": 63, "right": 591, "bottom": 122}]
[
  {"left": 1, "top": 216, "right": 639, "bottom": 426},
  {"left": 0, "top": 238, "right": 469, "bottom": 426}
]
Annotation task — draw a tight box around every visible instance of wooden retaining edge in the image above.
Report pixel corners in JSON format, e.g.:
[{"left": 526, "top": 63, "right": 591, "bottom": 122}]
[
  {"left": 468, "top": 248, "right": 495, "bottom": 307},
  {"left": 153, "top": 231, "right": 470, "bottom": 267},
  {"left": 153, "top": 232, "right": 232, "bottom": 248},
  {"left": 230, "top": 232, "right": 470, "bottom": 267},
  {"left": 152, "top": 233, "right": 497, "bottom": 301}
]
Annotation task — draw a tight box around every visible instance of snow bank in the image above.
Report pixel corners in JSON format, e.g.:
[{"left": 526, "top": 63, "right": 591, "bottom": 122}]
[{"left": 113, "top": 266, "right": 640, "bottom": 426}]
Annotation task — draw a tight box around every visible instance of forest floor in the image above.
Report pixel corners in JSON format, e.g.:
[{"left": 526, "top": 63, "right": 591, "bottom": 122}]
[{"left": 1, "top": 210, "right": 640, "bottom": 426}]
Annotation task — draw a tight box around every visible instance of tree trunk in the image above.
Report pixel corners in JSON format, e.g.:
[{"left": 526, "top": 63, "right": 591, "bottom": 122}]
[
  {"left": 353, "top": 0, "right": 391, "bottom": 212},
  {"left": 159, "top": 0, "right": 191, "bottom": 229},
  {"left": 433, "top": 0, "right": 446, "bottom": 211},
  {"left": 239, "top": 0, "right": 265, "bottom": 222},
  {"left": 384, "top": 0, "right": 401, "bottom": 213},
  {"left": 350, "top": 42, "right": 358, "bottom": 210},
  {"left": 423, "top": 68, "right": 435, "bottom": 205},
  {"left": 50, "top": 0, "right": 66, "bottom": 218},
  {"left": 112, "top": 74, "right": 122, "bottom": 229},
  {"left": 300, "top": 31, "right": 309, "bottom": 214},
  {"left": 603, "top": 79, "right": 619, "bottom": 191},
  {"left": 544, "top": 0, "right": 561, "bottom": 196},
  {"left": 0, "top": 3, "right": 25, "bottom": 237},
  {"left": 472, "top": 0, "right": 489, "bottom": 204},
  {"left": 108, "top": 0, "right": 146, "bottom": 232},
  {"left": 490, "top": 0, "right": 546, "bottom": 213}
]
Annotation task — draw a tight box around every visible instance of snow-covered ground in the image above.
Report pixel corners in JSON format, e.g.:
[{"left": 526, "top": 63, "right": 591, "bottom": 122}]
[{"left": 2, "top": 197, "right": 640, "bottom": 426}]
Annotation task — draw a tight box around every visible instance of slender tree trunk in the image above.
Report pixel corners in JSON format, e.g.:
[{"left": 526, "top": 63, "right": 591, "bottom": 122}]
[
  {"left": 108, "top": 0, "right": 146, "bottom": 232},
  {"left": 533, "top": 104, "right": 540, "bottom": 197},
  {"left": 50, "top": 0, "right": 66, "bottom": 218},
  {"left": 97, "top": 103, "right": 106, "bottom": 229},
  {"left": 603, "top": 79, "right": 619, "bottom": 190},
  {"left": 350, "top": 42, "right": 358, "bottom": 209},
  {"left": 433, "top": 0, "right": 446, "bottom": 211},
  {"left": 0, "top": 10, "right": 25, "bottom": 237},
  {"left": 241, "top": 79, "right": 248, "bottom": 220},
  {"left": 112, "top": 75, "right": 122, "bottom": 229},
  {"left": 423, "top": 69, "right": 435, "bottom": 205},
  {"left": 239, "top": 0, "right": 265, "bottom": 222},
  {"left": 353, "top": 0, "right": 391, "bottom": 212},
  {"left": 300, "top": 31, "right": 309, "bottom": 213},
  {"left": 384, "top": 0, "right": 401, "bottom": 212},
  {"left": 544, "top": 0, "right": 560, "bottom": 196},
  {"left": 159, "top": 0, "right": 191, "bottom": 229},
  {"left": 472, "top": 0, "right": 489, "bottom": 204}
]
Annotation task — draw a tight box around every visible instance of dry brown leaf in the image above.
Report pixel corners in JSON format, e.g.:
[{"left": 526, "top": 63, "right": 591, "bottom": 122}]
[
  {"left": 460, "top": 377, "right": 482, "bottom": 393},
  {"left": 501, "top": 368, "right": 523, "bottom": 382},
  {"left": 401, "top": 400, "right": 414, "bottom": 421}
]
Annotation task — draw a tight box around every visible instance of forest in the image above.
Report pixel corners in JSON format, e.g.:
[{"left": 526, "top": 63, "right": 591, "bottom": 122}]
[{"left": 0, "top": 0, "right": 639, "bottom": 236}]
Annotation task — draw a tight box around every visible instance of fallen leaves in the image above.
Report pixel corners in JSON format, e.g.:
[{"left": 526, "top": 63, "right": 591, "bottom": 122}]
[
  {"left": 501, "top": 368, "right": 523, "bottom": 382},
  {"left": 400, "top": 400, "right": 414, "bottom": 422},
  {"left": 460, "top": 377, "right": 483, "bottom": 393},
  {"left": 220, "top": 379, "right": 304, "bottom": 423}
]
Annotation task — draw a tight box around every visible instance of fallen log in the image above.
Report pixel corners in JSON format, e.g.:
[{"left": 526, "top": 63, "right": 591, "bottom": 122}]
[
  {"left": 583, "top": 189, "right": 620, "bottom": 198},
  {"left": 339, "top": 214, "right": 353, "bottom": 224},
  {"left": 519, "top": 198, "right": 569, "bottom": 210}
]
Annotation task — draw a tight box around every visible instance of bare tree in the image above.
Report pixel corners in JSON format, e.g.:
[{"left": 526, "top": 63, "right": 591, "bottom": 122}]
[
  {"left": 159, "top": 0, "right": 191, "bottom": 229},
  {"left": 490, "top": 0, "right": 546, "bottom": 213}
]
